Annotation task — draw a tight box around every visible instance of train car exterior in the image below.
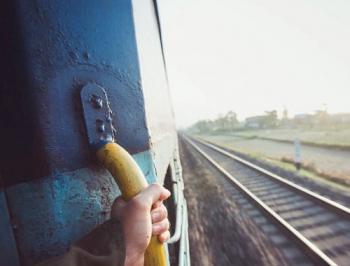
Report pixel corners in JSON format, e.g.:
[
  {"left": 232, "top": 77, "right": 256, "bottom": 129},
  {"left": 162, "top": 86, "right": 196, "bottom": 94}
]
[{"left": 0, "top": 0, "right": 189, "bottom": 265}]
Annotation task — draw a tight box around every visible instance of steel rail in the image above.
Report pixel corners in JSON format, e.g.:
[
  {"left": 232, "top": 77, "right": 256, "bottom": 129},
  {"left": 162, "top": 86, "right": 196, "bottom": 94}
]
[
  {"left": 183, "top": 135, "right": 337, "bottom": 266},
  {"left": 192, "top": 136, "right": 350, "bottom": 220}
]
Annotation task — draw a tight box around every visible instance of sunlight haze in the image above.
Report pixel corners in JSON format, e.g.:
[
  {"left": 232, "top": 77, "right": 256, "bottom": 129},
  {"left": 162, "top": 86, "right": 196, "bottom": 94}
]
[{"left": 158, "top": 0, "right": 350, "bottom": 128}]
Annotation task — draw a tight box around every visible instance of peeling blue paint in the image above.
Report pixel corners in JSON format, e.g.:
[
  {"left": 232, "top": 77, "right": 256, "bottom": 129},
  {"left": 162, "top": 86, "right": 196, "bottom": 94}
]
[
  {"left": 6, "top": 168, "right": 120, "bottom": 265},
  {"left": 132, "top": 149, "right": 158, "bottom": 184},
  {"left": 4, "top": 149, "right": 156, "bottom": 265}
]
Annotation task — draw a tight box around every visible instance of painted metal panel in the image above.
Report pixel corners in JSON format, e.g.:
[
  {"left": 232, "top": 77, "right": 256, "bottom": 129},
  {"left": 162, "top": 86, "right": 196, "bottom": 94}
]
[
  {"left": 5, "top": 150, "right": 156, "bottom": 265},
  {"left": 0, "top": 0, "right": 160, "bottom": 264},
  {"left": 0, "top": 0, "right": 181, "bottom": 264},
  {"left": 132, "top": 0, "right": 178, "bottom": 182},
  {"left": 7, "top": 168, "right": 120, "bottom": 265},
  {"left": 0, "top": 189, "right": 20, "bottom": 266},
  {"left": 2, "top": 0, "right": 150, "bottom": 187}
]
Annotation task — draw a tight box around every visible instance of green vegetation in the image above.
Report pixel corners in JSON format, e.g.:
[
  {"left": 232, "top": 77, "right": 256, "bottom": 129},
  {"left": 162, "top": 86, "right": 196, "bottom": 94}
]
[
  {"left": 187, "top": 110, "right": 350, "bottom": 148},
  {"left": 195, "top": 134, "right": 350, "bottom": 192},
  {"left": 188, "top": 111, "right": 239, "bottom": 133},
  {"left": 188, "top": 110, "right": 350, "bottom": 190},
  {"left": 267, "top": 158, "right": 350, "bottom": 193},
  {"left": 233, "top": 126, "right": 350, "bottom": 148}
]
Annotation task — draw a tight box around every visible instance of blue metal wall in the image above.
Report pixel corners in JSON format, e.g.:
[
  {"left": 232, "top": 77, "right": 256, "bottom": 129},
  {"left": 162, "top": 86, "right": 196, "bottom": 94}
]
[
  {"left": 0, "top": 0, "right": 161, "bottom": 264},
  {"left": 1, "top": 0, "right": 150, "bottom": 187}
]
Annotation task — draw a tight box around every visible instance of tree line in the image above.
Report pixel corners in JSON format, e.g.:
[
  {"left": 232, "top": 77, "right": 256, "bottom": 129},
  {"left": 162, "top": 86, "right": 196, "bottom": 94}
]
[
  {"left": 187, "top": 110, "right": 279, "bottom": 133},
  {"left": 187, "top": 111, "right": 239, "bottom": 133}
]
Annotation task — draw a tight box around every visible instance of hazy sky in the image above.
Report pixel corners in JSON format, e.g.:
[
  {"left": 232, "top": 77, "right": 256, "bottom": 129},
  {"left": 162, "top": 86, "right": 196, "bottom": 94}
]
[{"left": 158, "top": 0, "right": 350, "bottom": 128}]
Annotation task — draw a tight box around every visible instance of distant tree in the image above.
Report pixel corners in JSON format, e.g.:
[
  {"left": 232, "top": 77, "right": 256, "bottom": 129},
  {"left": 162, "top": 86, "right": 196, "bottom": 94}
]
[
  {"left": 187, "top": 110, "right": 240, "bottom": 133},
  {"left": 225, "top": 111, "right": 239, "bottom": 130},
  {"left": 214, "top": 111, "right": 239, "bottom": 132},
  {"left": 215, "top": 114, "right": 225, "bottom": 131},
  {"left": 261, "top": 110, "right": 278, "bottom": 128},
  {"left": 195, "top": 120, "right": 211, "bottom": 133}
]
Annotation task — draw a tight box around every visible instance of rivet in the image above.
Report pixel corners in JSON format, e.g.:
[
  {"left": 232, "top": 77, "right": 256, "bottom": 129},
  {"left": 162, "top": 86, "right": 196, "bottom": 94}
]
[
  {"left": 105, "top": 134, "right": 113, "bottom": 141},
  {"left": 98, "top": 123, "right": 105, "bottom": 133},
  {"left": 90, "top": 94, "right": 103, "bottom": 109}
]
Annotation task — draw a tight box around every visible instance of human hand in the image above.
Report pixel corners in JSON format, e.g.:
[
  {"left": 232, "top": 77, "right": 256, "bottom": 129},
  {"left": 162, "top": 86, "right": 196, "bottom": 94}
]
[{"left": 111, "top": 183, "right": 171, "bottom": 266}]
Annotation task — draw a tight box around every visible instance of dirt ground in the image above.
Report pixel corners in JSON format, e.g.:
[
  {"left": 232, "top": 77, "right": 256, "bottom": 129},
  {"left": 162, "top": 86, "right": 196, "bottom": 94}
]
[{"left": 179, "top": 138, "right": 291, "bottom": 266}]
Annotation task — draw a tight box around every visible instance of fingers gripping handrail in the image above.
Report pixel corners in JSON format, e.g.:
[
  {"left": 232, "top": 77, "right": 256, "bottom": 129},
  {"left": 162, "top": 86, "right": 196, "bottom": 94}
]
[{"left": 96, "top": 142, "right": 167, "bottom": 266}]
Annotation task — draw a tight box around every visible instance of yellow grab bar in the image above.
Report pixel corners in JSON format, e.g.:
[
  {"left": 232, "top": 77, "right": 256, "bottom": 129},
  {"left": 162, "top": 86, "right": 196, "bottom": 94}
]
[{"left": 96, "top": 142, "right": 166, "bottom": 266}]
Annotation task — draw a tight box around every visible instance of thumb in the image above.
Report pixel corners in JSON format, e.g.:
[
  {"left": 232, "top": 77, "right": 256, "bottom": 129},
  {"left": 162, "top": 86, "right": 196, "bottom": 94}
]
[{"left": 111, "top": 195, "right": 127, "bottom": 218}]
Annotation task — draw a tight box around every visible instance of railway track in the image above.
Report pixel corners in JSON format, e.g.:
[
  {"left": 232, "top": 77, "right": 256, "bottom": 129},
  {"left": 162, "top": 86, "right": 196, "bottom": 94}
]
[{"left": 183, "top": 135, "right": 350, "bottom": 266}]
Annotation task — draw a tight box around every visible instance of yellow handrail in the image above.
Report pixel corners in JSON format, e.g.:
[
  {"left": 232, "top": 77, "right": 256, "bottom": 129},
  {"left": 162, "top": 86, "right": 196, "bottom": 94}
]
[{"left": 96, "top": 142, "right": 166, "bottom": 266}]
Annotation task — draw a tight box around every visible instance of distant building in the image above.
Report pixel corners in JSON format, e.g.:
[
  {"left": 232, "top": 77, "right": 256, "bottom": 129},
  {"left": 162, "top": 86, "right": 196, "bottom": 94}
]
[
  {"left": 294, "top": 113, "right": 309, "bottom": 119},
  {"left": 293, "top": 113, "right": 311, "bottom": 125},
  {"left": 294, "top": 112, "right": 350, "bottom": 126},
  {"left": 245, "top": 116, "right": 263, "bottom": 128},
  {"left": 330, "top": 113, "right": 350, "bottom": 123}
]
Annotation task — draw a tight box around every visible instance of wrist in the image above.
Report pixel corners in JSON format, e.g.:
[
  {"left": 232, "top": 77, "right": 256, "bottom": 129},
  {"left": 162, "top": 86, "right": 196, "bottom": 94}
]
[{"left": 124, "top": 252, "right": 144, "bottom": 266}]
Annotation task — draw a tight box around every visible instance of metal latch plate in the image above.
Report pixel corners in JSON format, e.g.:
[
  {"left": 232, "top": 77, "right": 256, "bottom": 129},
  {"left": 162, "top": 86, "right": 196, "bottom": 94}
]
[{"left": 80, "top": 83, "right": 115, "bottom": 145}]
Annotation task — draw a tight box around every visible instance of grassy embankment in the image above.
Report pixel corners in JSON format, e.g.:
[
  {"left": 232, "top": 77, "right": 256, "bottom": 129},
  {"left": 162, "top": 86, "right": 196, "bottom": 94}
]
[
  {"left": 230, "top": 124, "right": 350, "bottom": 150},
  {"left": 194, "top": 124, "right": 350, "bottom": 192}
]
